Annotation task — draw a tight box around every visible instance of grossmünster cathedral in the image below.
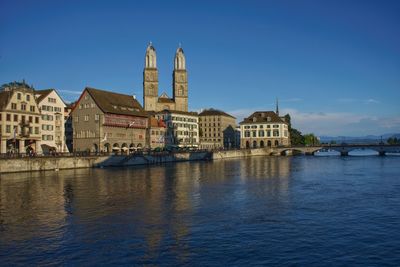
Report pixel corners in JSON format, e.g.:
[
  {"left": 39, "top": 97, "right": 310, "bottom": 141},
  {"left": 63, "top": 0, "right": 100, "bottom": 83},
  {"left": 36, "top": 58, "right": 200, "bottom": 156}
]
[{"left": 143, "top": 43, "right": 188, "bottom": 112}]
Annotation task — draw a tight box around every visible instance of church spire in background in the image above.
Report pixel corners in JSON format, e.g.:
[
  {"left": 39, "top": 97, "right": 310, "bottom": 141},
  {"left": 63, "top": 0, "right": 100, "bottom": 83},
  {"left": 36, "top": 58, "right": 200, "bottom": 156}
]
[{"left": 276, "top": 98, "right": 279, "bottom": 116}]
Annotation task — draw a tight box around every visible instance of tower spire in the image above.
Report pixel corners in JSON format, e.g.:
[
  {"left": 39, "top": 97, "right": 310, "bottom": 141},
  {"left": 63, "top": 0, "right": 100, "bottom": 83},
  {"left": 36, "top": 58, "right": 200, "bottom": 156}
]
[{"left": 276, "top": 98, "right": 279, "bottom": 115}]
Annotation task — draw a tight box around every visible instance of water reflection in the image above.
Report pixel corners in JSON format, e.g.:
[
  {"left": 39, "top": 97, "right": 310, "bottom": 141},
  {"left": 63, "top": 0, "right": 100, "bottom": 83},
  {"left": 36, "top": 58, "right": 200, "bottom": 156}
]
[{"left": 0, "top": 157, "right": 292, "bottom": 265}]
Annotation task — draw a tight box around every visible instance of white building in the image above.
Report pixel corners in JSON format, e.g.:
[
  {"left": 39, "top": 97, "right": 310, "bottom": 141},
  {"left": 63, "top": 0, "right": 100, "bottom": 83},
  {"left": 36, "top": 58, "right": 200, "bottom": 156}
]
[
  {"left": 35, "top": 89, "right": 67, "bottom": 153},
  {"left": 155, "top": 110, "right": 199, "bottom": 148},
  {"left": 239, "top": 111, "right": 290, "bottom": 149}
]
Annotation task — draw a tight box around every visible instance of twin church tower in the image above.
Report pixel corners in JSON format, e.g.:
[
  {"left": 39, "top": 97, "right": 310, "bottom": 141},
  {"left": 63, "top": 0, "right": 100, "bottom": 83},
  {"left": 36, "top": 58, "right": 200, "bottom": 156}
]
[{"left": 143, "top": 43, "right": 188, "bottom": 112}]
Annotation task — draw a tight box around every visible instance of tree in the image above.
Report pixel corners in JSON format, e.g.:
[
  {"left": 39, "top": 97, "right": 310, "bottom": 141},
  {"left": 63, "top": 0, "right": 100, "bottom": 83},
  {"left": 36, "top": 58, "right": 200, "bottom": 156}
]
[
  {"left": 304, "top": 133, "right": 320, "bottom": 146},
  {"left": 284, "top": 113, "right": 305, "bottom": 145}
]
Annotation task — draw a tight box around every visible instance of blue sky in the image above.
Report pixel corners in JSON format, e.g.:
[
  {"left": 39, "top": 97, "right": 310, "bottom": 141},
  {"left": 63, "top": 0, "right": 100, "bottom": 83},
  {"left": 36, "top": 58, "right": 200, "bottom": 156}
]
[{"left": 1, "top": 0, "right": 399, "bottom": 136}]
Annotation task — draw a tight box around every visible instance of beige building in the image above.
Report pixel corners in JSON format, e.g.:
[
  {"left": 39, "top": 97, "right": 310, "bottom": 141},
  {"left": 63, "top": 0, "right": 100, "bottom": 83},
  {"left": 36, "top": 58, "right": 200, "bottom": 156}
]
[
  {"left": 148, "top": 117, "right": 167, "bottom": 149},
  {"left": 0, "top": 82, "right": 42, "bottom": 154},
  {"left": 35, "top": 89, "right": 67, "bottom": 153},
  {"left": 198, "top": 109, "right": 238, "bottom": 149},
  {"left": 71, "top": 87, "right": 149, "bottom": 153},
  {"left": 155, "top": 110, "right": 199, "bottom": 148},
  {"left": 143, "top": 43, "right": 188, "bottom": 112},
  {"left": 239, "top": 111, "right": 290, "bottom": 149}
]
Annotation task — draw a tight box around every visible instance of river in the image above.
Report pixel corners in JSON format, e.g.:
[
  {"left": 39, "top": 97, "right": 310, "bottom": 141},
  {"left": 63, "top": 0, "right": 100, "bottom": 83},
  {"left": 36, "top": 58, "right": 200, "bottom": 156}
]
[{"left": 0, "top": 156, "right": 399, "bottom": 266}]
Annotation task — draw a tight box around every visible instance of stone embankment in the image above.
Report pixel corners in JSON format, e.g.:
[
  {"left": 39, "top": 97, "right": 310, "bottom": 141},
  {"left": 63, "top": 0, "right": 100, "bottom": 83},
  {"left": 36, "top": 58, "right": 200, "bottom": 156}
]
[{"left": 0, "top": 148, "right": 277, "bottom": 174}]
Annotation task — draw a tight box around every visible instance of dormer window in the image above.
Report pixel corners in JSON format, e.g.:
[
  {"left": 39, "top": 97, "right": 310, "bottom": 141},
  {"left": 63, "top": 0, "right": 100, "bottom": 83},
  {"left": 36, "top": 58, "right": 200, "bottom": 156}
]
[
  {"left": 17, "top": 93, "right": 21, "bottom": 100},
  {"left": 26, "top": 95, "right": 30, "bottom": 101},
  {"left": 252, "top": 117, "right": 257, "bottom": 122},
  {"left": 267, "top": 117, "right": 271, "bottom": 122}
]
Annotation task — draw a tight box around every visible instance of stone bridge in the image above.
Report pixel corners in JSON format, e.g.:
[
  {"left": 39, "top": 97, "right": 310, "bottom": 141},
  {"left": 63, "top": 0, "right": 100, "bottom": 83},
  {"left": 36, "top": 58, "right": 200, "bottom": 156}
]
[{"left": 273, "top": 144, "right": 400, "bottom": 156}]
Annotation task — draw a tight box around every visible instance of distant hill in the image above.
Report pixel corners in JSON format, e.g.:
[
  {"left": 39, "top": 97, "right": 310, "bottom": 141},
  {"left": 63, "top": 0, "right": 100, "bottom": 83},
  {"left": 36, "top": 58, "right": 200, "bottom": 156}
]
[{"left": 319, "top": 133, "right": 400, "bottom": 144}]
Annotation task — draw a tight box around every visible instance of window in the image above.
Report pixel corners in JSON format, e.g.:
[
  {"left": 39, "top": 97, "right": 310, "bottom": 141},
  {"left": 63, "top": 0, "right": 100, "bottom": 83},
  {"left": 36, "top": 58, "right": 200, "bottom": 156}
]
[
  {"left": 30, "top": 106, "right": 35, "bottom": 112},
  {"left": 252, "top": 131, "right": 256, "bottom": 137},
  {"left": 267, "top": 130, "right": 271, "bottom": 137},
  {"left": 95, "top": 114, "right": 99, "bottom": 121},
  {"left": 6, "top": 114, "right": 11, "bottom": 121},
  {"left": 6, "top": 125, "right": 10, "bottom": 133},
  {"left": 26, "top": 95, "right": 30, "bottom": 101},
  {"left": 13, "top": 114, "right": 18, "bottom": 121},
  {"left": 84, "top": 115, "right": 89, "bottom": 121},
  {"left": 21, "top": 104, "right": 26, "bottom": 111},
  {"left": 17, "top": 93, "right": 21, "bottom": 100},
  {"left": 48, "top": 97, "right": 56, "bottom": 103},
  {"left": 273, "top": 130, "right": 279, "bottom": 137},
  {"left": 11, "top": 103, "right": 17, "bottom": 110},
  {"left": 0, "top": 114, "right": 2, "bottom": 121},
  {"left": 259, "top": 130, "right": 265, "bottom": 137},
  {"left": 273, "top": 124, "right": 279, "bottom": 128},
  {"left": 244, "top": 131, "right": 250, "bottom": 137},
  {"left": 35, "top": 117, "right": 39, "bottom": 123},
  {"left": 29, "top": 116, "right": 33, "bottom": 123},
  {"left": 21, "top": 115, "right": 25, "bottom": 122}
]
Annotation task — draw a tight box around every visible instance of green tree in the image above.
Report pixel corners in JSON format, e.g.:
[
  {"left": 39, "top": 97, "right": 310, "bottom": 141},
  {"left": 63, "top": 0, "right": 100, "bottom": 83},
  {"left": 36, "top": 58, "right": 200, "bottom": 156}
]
[
  {"left": 284, "top": 113, "right": 305, "bottom": 145},
  {"left": 304, "top": 133, "right": 320, "bottom": 146}
]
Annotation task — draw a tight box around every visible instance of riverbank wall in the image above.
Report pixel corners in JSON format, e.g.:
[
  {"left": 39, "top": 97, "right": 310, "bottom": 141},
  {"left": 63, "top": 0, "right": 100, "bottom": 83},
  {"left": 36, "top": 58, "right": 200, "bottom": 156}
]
[
  {"left": 0, "top": 151, "right": 213, "bottom": 174},
  {"left": 0, "top": 148, "right": 279, "bottom": 174}
]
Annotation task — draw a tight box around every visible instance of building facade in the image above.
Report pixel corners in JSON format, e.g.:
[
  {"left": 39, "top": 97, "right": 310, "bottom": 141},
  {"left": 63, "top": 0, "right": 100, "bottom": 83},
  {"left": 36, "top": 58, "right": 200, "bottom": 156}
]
[
  {"left": 239, "top": 111, "right": 290, "bottom": 149},
  {"left": 35, "top": 89, "right": 67, "bottom": 153},
  {"left": 198, "top": 109, "right": 238, "bottom": 149},
  {"left": 0, "top": 82, "right": 42, "bottom": 154},
  {"left": 143, "top": 43, "right": 188, "bottom": 112},
  {"left": 155, "top": 110, "right": 199, "bottom": 148},
  {"left": 148, "top": 117, "right": 167, "bottom": 149},
  {"left": 71, "top": 87, "right": 148, "bottom": 153}
]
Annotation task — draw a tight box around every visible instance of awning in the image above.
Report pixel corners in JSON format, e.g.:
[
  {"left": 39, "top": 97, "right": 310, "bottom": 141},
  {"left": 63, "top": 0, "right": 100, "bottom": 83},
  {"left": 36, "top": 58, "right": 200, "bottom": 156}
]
[
  {"left": 121, "top": 147, "right": 129, "bottom": 151},
  {"left": 112, "top": 146, "right": 121, "bottom": 150}
]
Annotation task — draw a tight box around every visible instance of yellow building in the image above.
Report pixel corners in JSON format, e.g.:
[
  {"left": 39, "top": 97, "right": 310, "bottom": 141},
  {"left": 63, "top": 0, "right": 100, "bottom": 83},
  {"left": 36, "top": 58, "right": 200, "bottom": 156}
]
[
  {"left": 0, "top": 82, "right": 42, "bottom": 154},
  {"left": 198, "top": 109, "right": 238, "bottom": 149}
]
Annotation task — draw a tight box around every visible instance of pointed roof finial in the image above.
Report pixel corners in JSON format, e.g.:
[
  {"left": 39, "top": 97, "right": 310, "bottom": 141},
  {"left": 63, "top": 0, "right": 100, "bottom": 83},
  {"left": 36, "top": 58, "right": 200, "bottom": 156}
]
[
  {"left": 178, "top": 42, "right": 182, "bottom": 48},
  {"left": 276, "top": 98, "right": 279, "bottom": 115}
]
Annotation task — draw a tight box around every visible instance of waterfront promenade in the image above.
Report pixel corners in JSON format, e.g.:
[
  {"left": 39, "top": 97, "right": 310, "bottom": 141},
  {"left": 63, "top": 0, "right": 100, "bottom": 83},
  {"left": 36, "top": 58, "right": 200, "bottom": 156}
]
[{"left": 1, "top": 144, "right": 400, "bottom": 174}]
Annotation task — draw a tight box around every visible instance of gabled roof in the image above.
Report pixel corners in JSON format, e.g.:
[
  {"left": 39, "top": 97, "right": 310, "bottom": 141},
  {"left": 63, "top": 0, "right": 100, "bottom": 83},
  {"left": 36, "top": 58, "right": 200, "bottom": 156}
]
[
  {"left": 158, "top": 92, "right": 175, "bottom": 103},
  {"left": 79, "top": 87, "right": 147, "bottom": 117},
  {"left": 199, "top": 108, "right": 236, "bottom": 119},
  {"left": 35, "top": 89, "right": 53, "bottom": 103},
  {"left": 35, "top": 89, "right": 67, "bottom": 106},
  {"left": 239, "top": 111, "right": 287, "bottom": 124},
  {"left": 157, "top": 109, "right": 198, "bottom": 116}
]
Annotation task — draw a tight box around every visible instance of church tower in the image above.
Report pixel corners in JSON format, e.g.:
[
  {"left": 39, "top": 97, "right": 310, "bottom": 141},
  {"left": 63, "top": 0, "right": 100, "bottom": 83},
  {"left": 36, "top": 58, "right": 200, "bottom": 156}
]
[
  {"left": 173, "top": 46, "right": 188, "bottom": 112},
  {"left": 143, "top": 43, "right": 159, "bottom": 111}
]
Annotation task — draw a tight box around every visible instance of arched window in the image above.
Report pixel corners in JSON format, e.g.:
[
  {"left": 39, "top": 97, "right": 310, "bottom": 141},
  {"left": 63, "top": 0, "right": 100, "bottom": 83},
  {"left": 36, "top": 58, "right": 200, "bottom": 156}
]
[
  {"left": 246, "top": 141, "right": 250, "bottom": 148},
  {"left": 275, "top": 140, "right": 279, "bottom": 147},
  {"left": 260, "top": 140, "right": 264, "bottom": 148},
  {"left": 253, "top": 140, "right": 257, "bottom": 148}
]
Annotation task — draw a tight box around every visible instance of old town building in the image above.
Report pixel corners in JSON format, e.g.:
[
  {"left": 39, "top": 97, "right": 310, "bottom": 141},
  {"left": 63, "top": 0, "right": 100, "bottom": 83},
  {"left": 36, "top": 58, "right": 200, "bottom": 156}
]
[
  {"left": 155, "top": 110, "right": 199, "bottom": 148},
  {"left": 198, "top": 109, "right": 238, "bottom": 149},
  {"left": 143, "top": 43, "right": 188, "bottom": 112},
  {"left": 239, "top": 111, "right": 290, "bottom": 149},
  {"left": 0, "top": 82, "right": 42, "bottom": 154},
  {"left": 71, "top": 87, "right": 148, "bottom": 153},
  {"left": 148, "top": 116, "right": 167, "bottom": 149},
  {"left": 35, "top": 89, "right": 67, "bottom": 153}
]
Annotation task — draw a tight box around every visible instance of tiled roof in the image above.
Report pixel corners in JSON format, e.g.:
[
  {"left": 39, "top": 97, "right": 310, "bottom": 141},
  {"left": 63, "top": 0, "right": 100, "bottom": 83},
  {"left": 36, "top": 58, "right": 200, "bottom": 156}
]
[
  {"left": 158, "top": 97, "right": 175, "bottom": 103},
  {"left": 239, "top": 111, "right": 286, "bottom": 124},
  {"left": 35, "top": 89, "right": 53, "bottom": 103},
  {"left": 84, "top": 87, "right": 147, "bottom": 117},
  {"left": 157, "top": 109, "right": 198, "bottom": 116},
  {"left": 199, "top": 108, "right": 236, "bottom": 119}
]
